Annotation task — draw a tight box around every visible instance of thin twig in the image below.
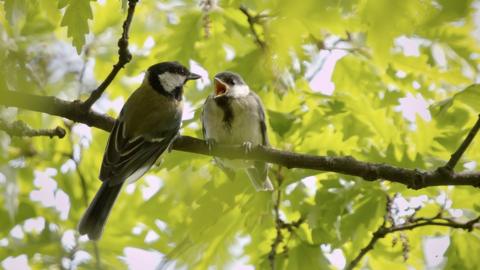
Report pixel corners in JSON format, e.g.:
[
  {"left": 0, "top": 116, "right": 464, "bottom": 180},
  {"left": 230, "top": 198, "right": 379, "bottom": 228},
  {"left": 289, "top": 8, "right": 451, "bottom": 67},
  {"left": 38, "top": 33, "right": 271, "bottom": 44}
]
[
  {"left": 239, "top": 5, "right": 267, "bottom": 50},
  {"left": 268, "top": 190, "right": 282, "bottom": 270},
  {"left": 347, "top": 209, "right": 480, "bottom": 270},
  {"left": 347, "top": 224, "right": 385, "bottom": 270},
  {"left": 2, "top": 90, "right": 480, "bottom": 189},
  {"left": 0, "top": 119, "right": 66, "bottom": 138},
  {"left": 268, "top": 168, "right": 284, "bottom": 270},
  {"left": 81, "top": 0, "right": 138, "bottom": 109},
  {"left": 443, "top": 114, "right": 480, "bottom": 171}
]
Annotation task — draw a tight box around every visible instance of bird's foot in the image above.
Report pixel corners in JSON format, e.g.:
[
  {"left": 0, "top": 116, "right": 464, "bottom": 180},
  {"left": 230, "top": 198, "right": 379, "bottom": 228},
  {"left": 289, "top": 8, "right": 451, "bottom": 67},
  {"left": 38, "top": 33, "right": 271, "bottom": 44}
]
[
  {"left": 206, "top": 138, "right": 217, "bottom": 153},
  {"left": 242, "top": 141, "right": 254, "bottom": 154}
]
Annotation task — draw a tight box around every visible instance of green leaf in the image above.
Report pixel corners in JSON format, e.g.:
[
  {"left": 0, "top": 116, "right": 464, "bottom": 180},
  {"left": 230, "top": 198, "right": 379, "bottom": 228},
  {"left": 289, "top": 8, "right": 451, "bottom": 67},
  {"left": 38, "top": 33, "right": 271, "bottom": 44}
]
[
  {"left": 445, "top": 231, "right": 480, "bottom": 269},
  {"left": 15, "top": 202, "right": 35, "bottom": 224},
  {"left": 430, "top": 84, "right": 480, "bottom": 116},
  {"left": 159, "top": 12, "right": 202, "bottom": 63},
  {"left": 57, "top": 0, "right": 69, "bottom": 9},
  {"left": 60, "top": 0, "right": 93, "bottom": 53},
  {"left": 0, "top": 209, "right": 10, "bottom": 232},
  {"left": 267, "top": 109, "right": 296, "bottom": 137},
  {"left": 287, "top": 243, "right": 330, "bottom": 270},
  {"left": 4, "top": 0, "right": 29, "bottom": 26}
]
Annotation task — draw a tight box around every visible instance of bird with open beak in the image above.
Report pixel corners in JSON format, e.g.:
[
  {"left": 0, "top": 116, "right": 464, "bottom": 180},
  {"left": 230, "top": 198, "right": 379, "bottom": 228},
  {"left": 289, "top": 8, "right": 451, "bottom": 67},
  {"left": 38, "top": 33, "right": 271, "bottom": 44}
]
[{"left": 201, "top": 71, "right": 273, "bottom": 191}]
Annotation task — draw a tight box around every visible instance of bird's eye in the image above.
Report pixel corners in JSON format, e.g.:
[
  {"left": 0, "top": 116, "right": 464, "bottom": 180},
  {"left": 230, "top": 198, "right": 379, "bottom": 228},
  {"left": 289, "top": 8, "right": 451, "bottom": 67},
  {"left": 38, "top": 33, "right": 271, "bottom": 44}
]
[{"left": 227, "top": 78, "right": 234, "bottom": 85}]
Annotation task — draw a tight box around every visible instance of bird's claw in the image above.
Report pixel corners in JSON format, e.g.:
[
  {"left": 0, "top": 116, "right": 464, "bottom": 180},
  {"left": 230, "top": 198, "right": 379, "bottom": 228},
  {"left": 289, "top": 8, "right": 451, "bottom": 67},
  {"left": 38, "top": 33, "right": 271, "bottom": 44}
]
[
  {"left": 206, "top": 139, "right": 217, "bottom": 153},
  {"left": 242, "top": 141, "right": 254, "bottom": 154}
]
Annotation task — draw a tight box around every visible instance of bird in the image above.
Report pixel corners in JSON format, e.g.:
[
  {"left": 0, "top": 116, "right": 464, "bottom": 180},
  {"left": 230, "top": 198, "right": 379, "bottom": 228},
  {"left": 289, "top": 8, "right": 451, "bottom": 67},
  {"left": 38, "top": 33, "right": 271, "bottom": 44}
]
[
  {"left": 78, "top": 61, "right": 200, "bottom": 240},
  {"left": 201, "top": 71, "right": 273, "bottom": 191}
]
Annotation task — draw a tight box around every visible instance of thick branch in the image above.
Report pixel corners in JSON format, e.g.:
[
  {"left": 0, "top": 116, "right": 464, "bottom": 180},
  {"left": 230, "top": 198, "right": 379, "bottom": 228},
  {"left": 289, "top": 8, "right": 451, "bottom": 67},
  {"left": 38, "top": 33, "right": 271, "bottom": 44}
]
[
  {"left": 1, "top": 90, "right": 480, "bottom": 189},
  {"left": 0, "top": 90, "right": 114, "bottom": 132},
  {"left": 0, "top": 119, "right": 65, "bottom": 138},
  {"left": 173, "top": 136, "right": 480, "bottom": 189},
  {"left": 81, "top": 0, "right": 138, "bottom": 109}
]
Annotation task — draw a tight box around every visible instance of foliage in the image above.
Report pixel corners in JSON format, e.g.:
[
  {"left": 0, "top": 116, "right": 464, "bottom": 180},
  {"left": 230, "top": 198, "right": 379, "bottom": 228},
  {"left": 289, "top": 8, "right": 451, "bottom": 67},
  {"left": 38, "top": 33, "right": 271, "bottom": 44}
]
[{"left": 1, "top": 0, "right": 480, "bottom": 269}]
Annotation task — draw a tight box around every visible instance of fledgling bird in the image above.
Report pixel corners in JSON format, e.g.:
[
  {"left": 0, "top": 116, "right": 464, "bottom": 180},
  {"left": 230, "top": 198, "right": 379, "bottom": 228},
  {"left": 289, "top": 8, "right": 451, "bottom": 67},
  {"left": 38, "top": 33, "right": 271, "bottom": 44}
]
[
  {"left": 78, "top": 62, "right": 200, "bottom": 240},
  {"left": 201, "top": 71, "right": 273, "bottom": 191}
]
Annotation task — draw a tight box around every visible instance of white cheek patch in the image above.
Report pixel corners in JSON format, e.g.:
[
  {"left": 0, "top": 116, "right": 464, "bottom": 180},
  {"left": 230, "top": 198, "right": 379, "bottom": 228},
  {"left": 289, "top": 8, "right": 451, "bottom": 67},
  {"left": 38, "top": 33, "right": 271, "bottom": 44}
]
[
  {"left": 158, "top": 72, "right": 186, "bottom": 92},
  {"left": 228, "top": 84, "right": 250, "bottom": 97}
]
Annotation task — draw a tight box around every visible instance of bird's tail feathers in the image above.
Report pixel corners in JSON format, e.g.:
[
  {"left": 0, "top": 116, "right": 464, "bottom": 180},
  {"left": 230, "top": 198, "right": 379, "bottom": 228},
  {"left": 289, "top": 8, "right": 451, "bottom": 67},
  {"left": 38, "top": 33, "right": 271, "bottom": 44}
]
[{"left": 78, "top": 181, "right": 123, "bottom": 240}]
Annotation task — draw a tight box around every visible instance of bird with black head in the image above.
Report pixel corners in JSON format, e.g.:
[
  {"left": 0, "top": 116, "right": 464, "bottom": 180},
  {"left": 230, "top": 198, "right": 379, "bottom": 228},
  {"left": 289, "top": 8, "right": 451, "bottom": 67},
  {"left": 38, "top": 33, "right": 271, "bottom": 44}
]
[{"left": 78, "top": 61, "right": 200, "bottom": 240}]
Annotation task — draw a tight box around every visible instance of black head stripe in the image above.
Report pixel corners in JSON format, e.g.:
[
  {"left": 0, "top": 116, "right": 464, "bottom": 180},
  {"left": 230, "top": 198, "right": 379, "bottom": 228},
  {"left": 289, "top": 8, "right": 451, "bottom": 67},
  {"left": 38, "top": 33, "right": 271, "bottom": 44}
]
[
  {"left": 214, "top": 71, "right": 245, "bottom": 86},
  {"left": 148, "top": 61, "right": 189, "bottom": 76}
]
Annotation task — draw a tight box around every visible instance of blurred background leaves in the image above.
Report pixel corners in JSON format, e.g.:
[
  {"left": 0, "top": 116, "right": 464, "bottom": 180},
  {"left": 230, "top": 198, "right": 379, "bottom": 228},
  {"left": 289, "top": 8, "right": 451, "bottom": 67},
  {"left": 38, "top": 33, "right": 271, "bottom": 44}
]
[{"left": 1, "top": 0, "right": 480, "bottom": 269}]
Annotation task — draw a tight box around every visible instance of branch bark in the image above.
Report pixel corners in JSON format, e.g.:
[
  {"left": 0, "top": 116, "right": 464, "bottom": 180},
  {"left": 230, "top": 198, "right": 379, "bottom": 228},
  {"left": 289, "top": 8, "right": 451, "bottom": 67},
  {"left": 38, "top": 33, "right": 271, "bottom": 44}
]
[
  {"left": 81, "top": 0, "right": 138, "bottom": 109},
  {"left": 347, "top": 208, "right": 480, "bottom": 270},
  {"left": 1, "top": 90, "right": 480, "bottom": 189},
  {"left": 0, "top": 119, "right": 66, "bottom": 138},
  {"left": 0, "top": 90, "right": 114, "bottom": 132},
  {"left": 239, "top": 5, "right": 267, "bottom": 50},
  {"left": 268, "top": 169, "right": 284, "bottom": 270}
]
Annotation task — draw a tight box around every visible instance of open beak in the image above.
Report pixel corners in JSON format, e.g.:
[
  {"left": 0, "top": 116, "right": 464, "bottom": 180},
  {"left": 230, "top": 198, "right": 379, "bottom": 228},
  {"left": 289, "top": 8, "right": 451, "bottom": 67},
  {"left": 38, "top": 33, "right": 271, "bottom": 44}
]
[
  {"left": 214, "top": 78, "right": 228, "bottom": 96},
  {"left": 187, "top": 72, "right": 201, "bottom": 81}
]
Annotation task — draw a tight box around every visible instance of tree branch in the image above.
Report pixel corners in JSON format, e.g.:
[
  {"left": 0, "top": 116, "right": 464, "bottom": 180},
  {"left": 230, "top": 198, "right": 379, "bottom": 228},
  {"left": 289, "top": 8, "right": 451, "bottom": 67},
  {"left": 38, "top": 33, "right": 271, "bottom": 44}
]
[
  {"left": 347, "top": 212, "right": 480, "bottom": 270},
  {"left": 443, "top": 114, "right": 480, "bottom": 171},
  {"left": 268, "top": 169, "right": 284, "bottom": 270},
  {"left": 239, "top": 5, "right": 267, "bottom": 50},
  {"left": 1, "top": 90, "right": 480, "bottom": 189},
  {"left": 81, "top": 0, "right": 138, "bottom": 109},
  {"left": 0, "top": 90, "right": 114, "bottom": 132},
  {"left": 0, "top": 119, "right": 66, "bottom": 138}
]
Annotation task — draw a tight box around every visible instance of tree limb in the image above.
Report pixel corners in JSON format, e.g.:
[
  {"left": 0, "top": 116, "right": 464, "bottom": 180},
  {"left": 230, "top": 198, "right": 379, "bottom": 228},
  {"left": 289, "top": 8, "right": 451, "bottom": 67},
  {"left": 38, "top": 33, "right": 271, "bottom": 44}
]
[
  {"left": 81, "top": 0, "right": 138, "bottom": 109},
  {"left": 0, "top": 119, "right": 65, "bottom": 138},
  {"left": 0, "top": 90, "right": 114, "bottom": 132},
  {"left": 1, "top": 90, "right": 480, "bottom": 189},
  {"left": 239, "top": 5, "right": 267, "bottom": 50}
]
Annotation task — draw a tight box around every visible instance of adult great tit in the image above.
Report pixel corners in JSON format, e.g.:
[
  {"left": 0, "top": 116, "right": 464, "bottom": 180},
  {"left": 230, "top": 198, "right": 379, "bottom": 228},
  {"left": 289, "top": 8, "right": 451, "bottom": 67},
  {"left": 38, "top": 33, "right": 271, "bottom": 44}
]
[
  {"left": 201, "top": 71, "right": 273, "bottom": 191},
  {"left": 78, "top": 62, "right": 200, "bottom": 240}
]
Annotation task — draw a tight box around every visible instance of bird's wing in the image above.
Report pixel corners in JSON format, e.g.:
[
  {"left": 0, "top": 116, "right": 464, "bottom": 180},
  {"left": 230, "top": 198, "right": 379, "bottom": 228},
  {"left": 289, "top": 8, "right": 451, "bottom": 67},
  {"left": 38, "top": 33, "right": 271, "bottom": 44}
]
[
  {"left": 248, "top": 92, "right": 269, "bottom": 146},
  {"left": 99, "top": 118, "right": 178, "bottom": 186},
  {"left": 245, "top": 92, "right": 273, "bottom": 191}
]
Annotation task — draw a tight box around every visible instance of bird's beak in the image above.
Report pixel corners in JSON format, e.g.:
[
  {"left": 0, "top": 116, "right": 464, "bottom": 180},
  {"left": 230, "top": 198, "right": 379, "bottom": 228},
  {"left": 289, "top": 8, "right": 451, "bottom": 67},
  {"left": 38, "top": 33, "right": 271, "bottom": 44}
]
[
  {"left": 214, "top": 78, "right": 228, "bottom": 97},
  {"left": 187, "top": 72, "right": 201, "bottom": 81}
]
